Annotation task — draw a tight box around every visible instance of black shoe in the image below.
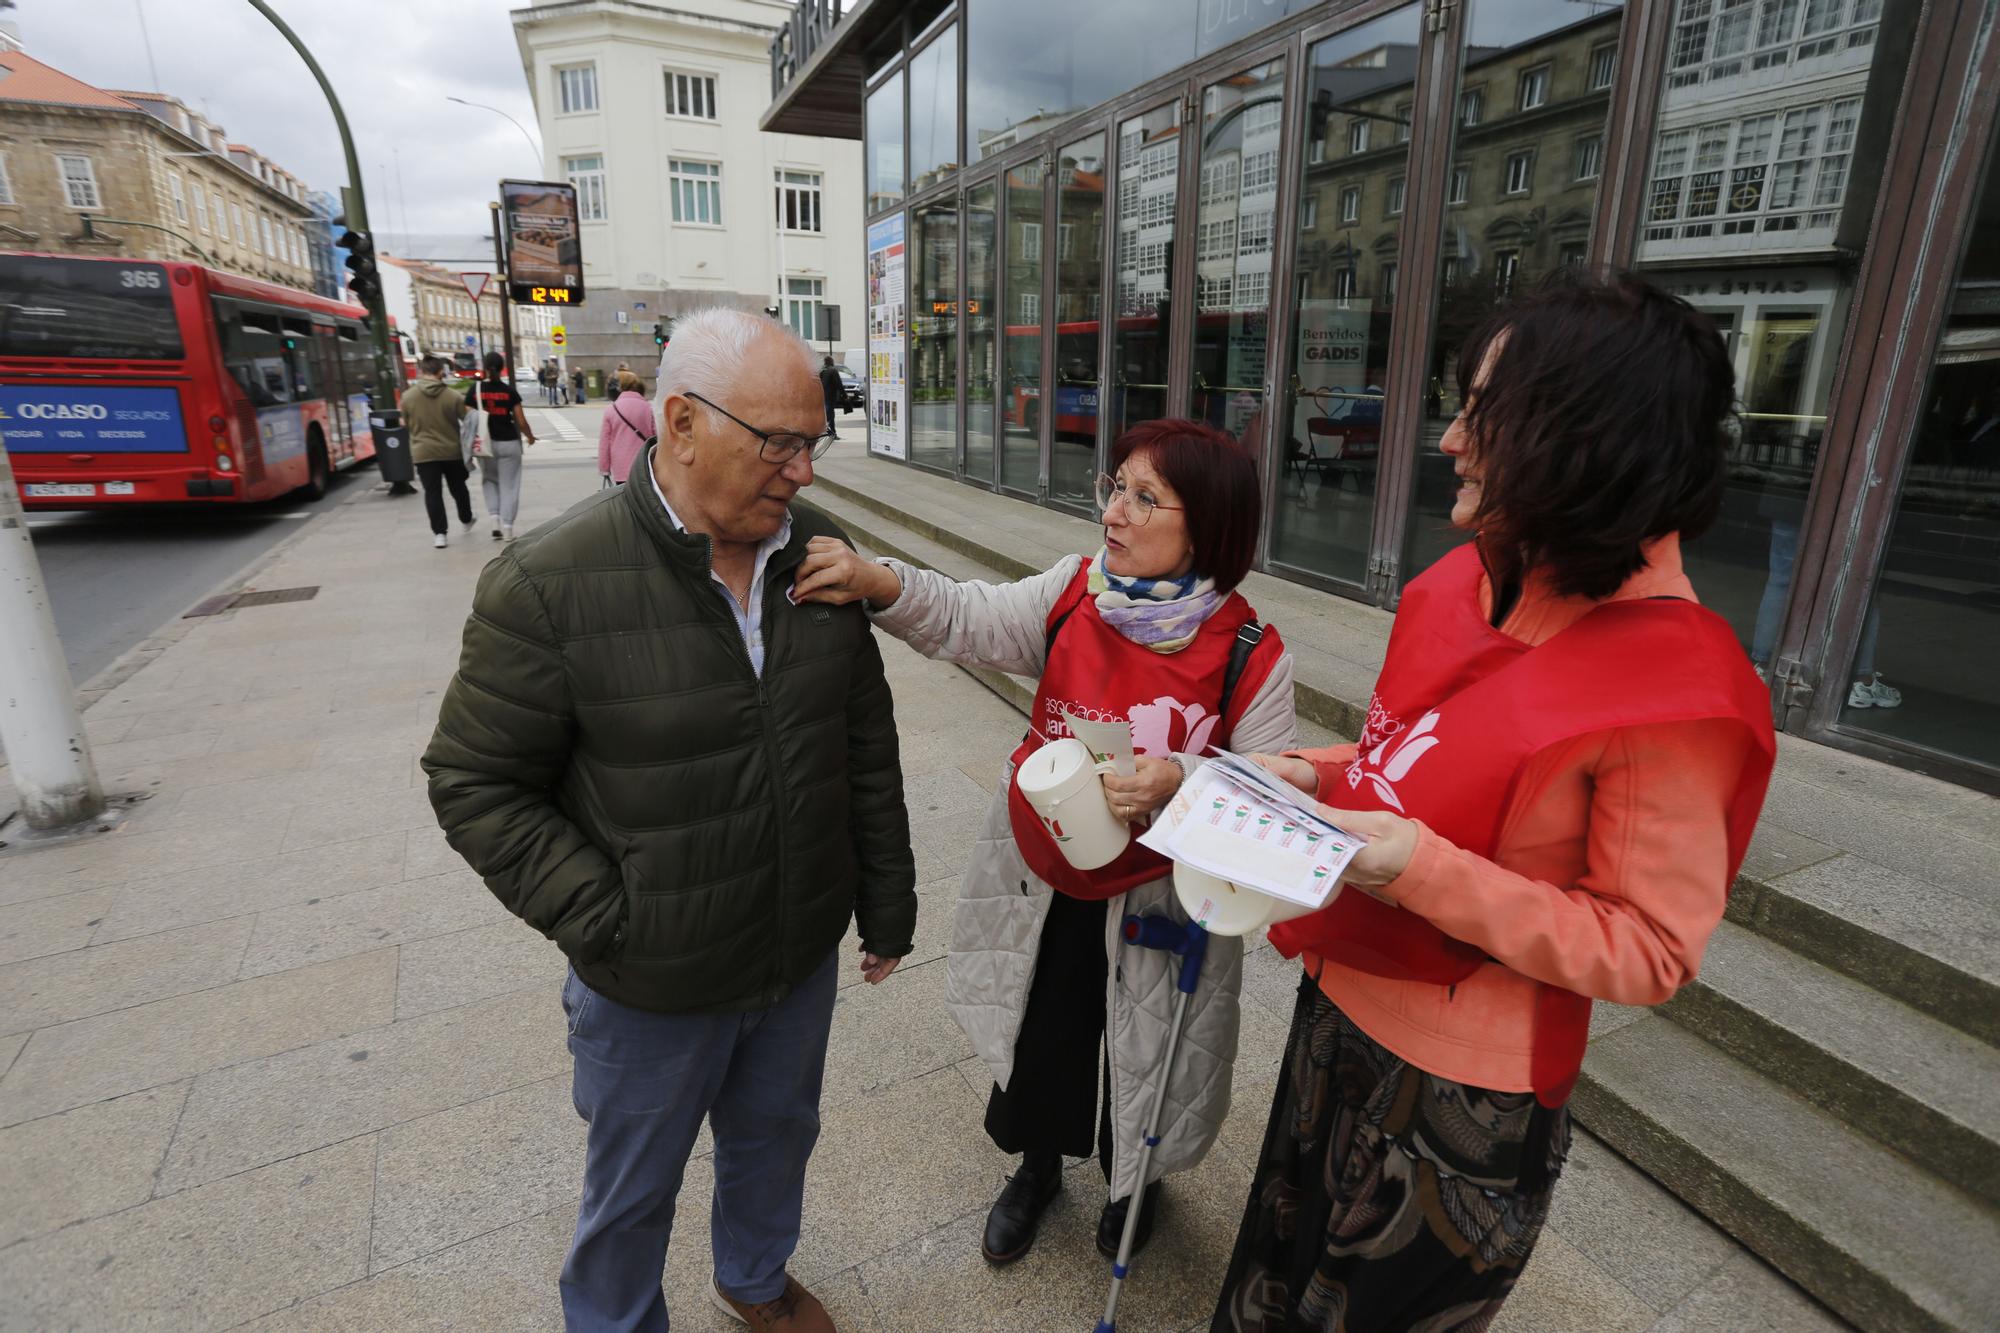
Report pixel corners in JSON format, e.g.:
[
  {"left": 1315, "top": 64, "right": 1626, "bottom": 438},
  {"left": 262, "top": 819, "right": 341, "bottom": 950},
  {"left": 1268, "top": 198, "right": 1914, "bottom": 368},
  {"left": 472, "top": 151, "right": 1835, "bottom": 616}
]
[
  {"left": 1095, "top": 1182, "right": 1161, "bottom": 1260},
  {"left": 981, "top": 1152, "right": 1063, "bottom": 1265}
]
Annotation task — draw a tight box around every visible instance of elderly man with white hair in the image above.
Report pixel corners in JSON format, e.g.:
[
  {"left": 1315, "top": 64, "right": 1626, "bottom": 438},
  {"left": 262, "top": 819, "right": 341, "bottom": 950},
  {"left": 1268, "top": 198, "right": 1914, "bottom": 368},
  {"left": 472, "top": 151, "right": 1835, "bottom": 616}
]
[{"left": 424, "top": 308, "right": 915, "bottom": 1333}]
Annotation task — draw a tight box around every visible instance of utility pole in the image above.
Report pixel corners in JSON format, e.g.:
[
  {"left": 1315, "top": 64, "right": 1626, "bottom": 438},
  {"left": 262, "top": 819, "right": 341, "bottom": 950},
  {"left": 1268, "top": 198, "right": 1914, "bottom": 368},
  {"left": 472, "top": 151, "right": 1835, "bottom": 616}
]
[
  {"left": 0, "top": 432, "right": 104, "bottom": 831},
  {"left": 245, "top": 0, "right": 394, "bottom": 394},
  {"left": 490, "top": 202, "right": 519, "bottom": 377}
]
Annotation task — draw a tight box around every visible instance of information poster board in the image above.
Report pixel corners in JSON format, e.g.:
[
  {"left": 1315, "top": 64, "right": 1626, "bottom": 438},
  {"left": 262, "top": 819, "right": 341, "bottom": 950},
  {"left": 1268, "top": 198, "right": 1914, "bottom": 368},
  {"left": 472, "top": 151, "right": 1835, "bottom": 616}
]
[
  {"left": 866, "top": 213, "right": 907, "bottom": 460},
  {"left": 499, "top": 179, "right": 585, "bottom": 306}
]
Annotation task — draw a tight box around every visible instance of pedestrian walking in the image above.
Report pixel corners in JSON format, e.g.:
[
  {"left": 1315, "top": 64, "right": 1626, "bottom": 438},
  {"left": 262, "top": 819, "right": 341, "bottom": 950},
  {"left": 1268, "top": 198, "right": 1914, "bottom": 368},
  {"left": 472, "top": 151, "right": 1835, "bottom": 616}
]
[
  {"left": 423, "top": 307, "right": 911, "bottom": 1333},
  {"left": 539, "top": 361, "right": 558, "bottom": 407},
  {"left": 571, "top": 366, "right": 587, "bottom": 405},
  {"left": 471, "top": 351, "right": 537, "bottom": 541},
  {"left": 818, "top": 355, "right": 843, "bottom": 440},
  {"left": 598, "top": 370, "right": 652, "bottom": 486},
  {"left": 1208, "top": 273, "right": 1777, "bottom": 1332},
  {"left": 400, "top": 354, "right": 475, "bottom": 548},
  {"left": 794, "top": 420, "right": 1297, "bottom": 1267}
]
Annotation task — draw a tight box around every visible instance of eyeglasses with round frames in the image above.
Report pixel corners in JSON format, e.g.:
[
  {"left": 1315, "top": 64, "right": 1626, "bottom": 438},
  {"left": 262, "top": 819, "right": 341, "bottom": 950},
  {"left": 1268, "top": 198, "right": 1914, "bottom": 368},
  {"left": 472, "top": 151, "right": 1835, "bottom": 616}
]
[
  {"left": 1093, "top": 471, "right": 1184, "bottom": 525},
  {"left": 685, "top": 391, "right": 836, "bottom": 464}
]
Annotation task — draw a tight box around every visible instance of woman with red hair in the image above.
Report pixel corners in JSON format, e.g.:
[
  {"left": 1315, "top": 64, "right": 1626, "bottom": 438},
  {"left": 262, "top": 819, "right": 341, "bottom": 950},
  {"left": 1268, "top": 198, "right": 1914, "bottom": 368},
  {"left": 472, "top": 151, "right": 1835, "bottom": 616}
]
[{"left": 796, "top": 419, "right": 1299, "bottom": 1270}]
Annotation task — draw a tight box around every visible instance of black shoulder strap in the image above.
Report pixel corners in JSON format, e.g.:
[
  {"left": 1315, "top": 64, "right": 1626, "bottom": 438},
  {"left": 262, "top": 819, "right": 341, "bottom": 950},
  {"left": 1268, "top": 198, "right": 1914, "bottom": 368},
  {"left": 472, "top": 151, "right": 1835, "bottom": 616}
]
[
  {"left": 1043, "top": 602, "right": 1078, "bottom": 657},
  {"left": 1218, "top": 622, "right": 1266, "bottom": 723}
]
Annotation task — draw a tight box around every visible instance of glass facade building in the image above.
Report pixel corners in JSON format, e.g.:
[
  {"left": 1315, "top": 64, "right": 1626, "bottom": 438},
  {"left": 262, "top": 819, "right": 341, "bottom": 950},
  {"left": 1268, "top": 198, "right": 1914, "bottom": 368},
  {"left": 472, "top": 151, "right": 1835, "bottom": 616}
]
[{"left": 766, "top": 0, "right": 2000, "bottom": 791}]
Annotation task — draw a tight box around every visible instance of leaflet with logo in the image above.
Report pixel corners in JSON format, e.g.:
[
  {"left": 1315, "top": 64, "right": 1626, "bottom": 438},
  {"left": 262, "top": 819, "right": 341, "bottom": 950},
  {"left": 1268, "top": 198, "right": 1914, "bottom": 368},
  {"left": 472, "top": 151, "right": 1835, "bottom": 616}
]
[
  {"left": 1060, "top": 710, "right": 1136, "bottom": 777},
  {"left": 1138, "top": 753, "right": 1364, "bottom": 909}
]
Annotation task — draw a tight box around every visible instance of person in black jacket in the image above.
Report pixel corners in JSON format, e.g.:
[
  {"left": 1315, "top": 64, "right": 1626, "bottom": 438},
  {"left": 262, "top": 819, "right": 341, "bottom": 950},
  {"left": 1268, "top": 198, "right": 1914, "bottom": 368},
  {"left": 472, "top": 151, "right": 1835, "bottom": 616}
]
[
  {"left": 819, "top": 354, "right": 844, "bottom": 439},
  {"left": 423, "top": 308, "right": 907, "bottom": 1333}
]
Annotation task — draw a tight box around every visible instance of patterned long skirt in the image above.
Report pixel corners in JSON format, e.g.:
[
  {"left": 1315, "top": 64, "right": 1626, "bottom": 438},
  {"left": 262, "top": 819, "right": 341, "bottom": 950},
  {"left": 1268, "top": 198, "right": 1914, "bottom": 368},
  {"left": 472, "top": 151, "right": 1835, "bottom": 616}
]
[{"left": 1210, "top": 972, "right": 1570, "bottom": 1332}]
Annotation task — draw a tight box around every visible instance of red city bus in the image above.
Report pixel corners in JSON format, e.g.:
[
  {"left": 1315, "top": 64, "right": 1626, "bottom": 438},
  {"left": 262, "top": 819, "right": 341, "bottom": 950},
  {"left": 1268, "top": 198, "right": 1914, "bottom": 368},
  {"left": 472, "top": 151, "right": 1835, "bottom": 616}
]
[{"left": 0, "top": 251, "right": 399, "bottom": 509}]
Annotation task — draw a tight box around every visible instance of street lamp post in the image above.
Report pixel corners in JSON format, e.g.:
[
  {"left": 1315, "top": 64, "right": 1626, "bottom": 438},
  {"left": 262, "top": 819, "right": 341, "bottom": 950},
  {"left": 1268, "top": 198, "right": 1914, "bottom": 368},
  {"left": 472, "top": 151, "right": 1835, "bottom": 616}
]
[
  {"left": 446, "top": 97, "right": 541, "bottom": 161},
  {"left": 243, "top": 0, "right": 394, "bottom": 395}
]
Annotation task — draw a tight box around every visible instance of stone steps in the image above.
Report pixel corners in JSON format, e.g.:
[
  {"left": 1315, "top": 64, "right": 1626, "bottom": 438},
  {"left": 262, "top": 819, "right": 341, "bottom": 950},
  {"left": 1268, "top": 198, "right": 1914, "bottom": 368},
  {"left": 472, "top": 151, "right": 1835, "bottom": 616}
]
[
  {"left": 796, "top": 454, "right": 2000, "bottom": 1331},
  {"left": 1575, "top": 1017, "right": 2000, "bottom": 1332},
  {"left": 1664, "top": 920, "right": 2000, "bottom": 1208}
]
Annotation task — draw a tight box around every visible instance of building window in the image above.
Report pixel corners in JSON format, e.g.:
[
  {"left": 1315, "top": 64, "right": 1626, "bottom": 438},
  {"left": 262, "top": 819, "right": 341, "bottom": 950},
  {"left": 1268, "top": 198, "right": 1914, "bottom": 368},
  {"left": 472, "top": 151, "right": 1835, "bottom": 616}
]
[
  {"left": 1589, "top": 42, "right": 1618, "bottom": 90},
  {"left": 1331, "top": 267, "right": 1356, "bottom": 300},
  {"left": 1242, "top": 150, "right": 1278, "bottom": 191},
  {"left": 564, "top": 155, "right": 607, "bottom": 221},
  {"left": 1339, "top": 186, "right": 1360, "bottom": 223},
  {"left": 1395, "top": 102, "right": 1413, "bottom": 143},
  {"left": 1441, "top": 255, "right": 1461, "bottom": 287},
  {"left": 1019, "top": 221, "right": 1042, "bottom": 262},
  {"left": 1380, "top": 261, "right": 1398, "bottom": 305},
  {"left": 1449, "top": 165, "right": 1469, "bottom": 204},
  {"left": 1505, "top": 149, "right": 1535, "bottom": 195},
  {"left": 0, "top": 154, "right": 15, "bottom": 206},
  {"left": 1309, "top": 136, "right": 1325, "bottom": 165},
  {"left": 1238, "top": 210, "right": 1272, "bottom": 256},
  {"left": 233, "top": 201, "right": 246, "bottom": 245},
  {"left": 1301, "top": 193, "right": 1318, "bottom": 229},
  {"left": 259, "top": 214, "right": 273, "bottom": 258},
  {"left": 1460, "top": 88, "right": 1483, "bottom": 127},
  {"left": 1348, "top": 119, "right": 1370, "bottom": 154},
  {"left": 669, "top": 159, "right": 722, "bottom": 225},
  {"left": 1518, "top": 64, "right": 1550, "bottom": 111},
  {"left": 775, "top": 169, "right": 822, "bottom": 232},
  {"left": 782, "top": 275, "right": 823, "bottom": 339},
  {"left": 1199, "top": 274, "right": 1233, "bottom": 309},
  {"left": 665, "top": 70, "right": 717, "bottom": 120},
  {"left": 1235, "top": 269, "right": 1269, "bottom": 311},
  {"left": 557, "top": 64, "right": 599, "bottom": 114},
  {"left": 1574, "top": 135, "right": 1603, "bottom": 181},
  {"left": 1020, "top": 291, "right": 1040, "bottom": 323},
  {"left": 1199, "top": 217, "right": 1237, "bottom": 261},
  {"left": 1494, "top": 248, "right": 1521, "bottom": 293},
  {"left": 1386, "top": 175, "right": 1406, "bottom": 217},
  {"left": 192, "top": 182, "right": 208, "bottom": 232},
  {"left": 169, "top": 173, "right": 187, "bottom": 222},
  {"left": 56, "top": 154, "right": 100, "bottom": 209},
  {"left": 1559, "top": 241, "right": 1588, "bottom": 267}
]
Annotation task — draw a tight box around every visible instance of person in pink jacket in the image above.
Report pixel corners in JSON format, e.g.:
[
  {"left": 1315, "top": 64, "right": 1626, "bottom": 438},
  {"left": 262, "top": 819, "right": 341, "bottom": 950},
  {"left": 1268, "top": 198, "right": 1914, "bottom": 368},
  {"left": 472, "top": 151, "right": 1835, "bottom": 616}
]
[{"left": 598, "top": 371, "right": 653, "bottom": 484}]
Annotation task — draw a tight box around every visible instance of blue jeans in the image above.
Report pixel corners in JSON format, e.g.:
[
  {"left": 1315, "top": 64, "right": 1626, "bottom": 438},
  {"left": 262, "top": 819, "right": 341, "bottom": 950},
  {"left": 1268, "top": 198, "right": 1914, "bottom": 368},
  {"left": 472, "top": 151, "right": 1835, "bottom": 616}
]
[{"left": 558, "top": 952, "right": 838, "bottom": 1332}]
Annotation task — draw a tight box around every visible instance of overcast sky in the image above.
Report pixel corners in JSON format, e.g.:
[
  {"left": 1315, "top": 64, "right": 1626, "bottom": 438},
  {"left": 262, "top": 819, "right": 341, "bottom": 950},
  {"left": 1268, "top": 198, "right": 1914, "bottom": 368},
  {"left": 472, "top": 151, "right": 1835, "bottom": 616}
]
[{"left": 17, "top": 0, "right": 545, "bottom": 247}]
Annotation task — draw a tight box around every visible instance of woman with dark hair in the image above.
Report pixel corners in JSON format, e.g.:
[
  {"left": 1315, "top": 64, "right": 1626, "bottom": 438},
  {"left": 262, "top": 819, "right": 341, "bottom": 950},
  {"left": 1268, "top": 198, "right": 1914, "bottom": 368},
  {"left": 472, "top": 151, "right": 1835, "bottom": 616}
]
[
  {"left": 1209, "top": 272, "right": 1776, "bottom": 1331},
  {"left": 796, "top": 419, "right": 1299, "bottom": 1268}
]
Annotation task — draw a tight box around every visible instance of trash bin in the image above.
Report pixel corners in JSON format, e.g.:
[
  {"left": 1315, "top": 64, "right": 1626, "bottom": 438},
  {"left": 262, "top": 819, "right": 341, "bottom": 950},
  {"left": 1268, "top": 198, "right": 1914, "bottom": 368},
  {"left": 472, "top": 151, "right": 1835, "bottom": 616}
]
[{"left": 369, "top": 408, "right": 414, "bottom": 485}]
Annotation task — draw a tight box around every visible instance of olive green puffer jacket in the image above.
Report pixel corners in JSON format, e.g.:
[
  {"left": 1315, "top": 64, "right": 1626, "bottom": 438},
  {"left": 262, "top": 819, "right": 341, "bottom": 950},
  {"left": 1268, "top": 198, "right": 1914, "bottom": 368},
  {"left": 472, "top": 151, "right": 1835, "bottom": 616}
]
[{"left": 421, "top": 464, "right": 916, "bottom": 1014}]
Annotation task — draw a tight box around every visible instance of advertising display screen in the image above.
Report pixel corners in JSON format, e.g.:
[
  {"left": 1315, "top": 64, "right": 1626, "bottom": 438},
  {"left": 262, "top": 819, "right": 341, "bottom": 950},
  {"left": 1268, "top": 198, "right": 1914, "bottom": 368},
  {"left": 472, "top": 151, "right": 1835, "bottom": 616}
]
[{"left": 500, "top": 179, "right": 585, "bottom": 306}]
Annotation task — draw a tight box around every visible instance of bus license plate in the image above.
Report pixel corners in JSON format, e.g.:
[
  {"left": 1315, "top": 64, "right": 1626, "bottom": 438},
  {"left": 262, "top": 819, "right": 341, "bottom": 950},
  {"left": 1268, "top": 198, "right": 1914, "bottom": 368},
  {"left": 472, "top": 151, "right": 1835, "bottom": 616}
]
[
  {"left": 25, "top": 483, "right": 96, "bottom": 498},
  {"left": 104, "top": 481, "right": 136, "bottom": 496}
]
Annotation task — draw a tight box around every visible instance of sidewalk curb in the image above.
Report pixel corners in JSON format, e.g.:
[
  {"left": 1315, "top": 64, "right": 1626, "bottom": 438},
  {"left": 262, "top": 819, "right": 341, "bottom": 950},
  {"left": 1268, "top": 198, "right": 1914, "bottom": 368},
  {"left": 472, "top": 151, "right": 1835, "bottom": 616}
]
[{"left": 0, "top": 476, "right": 394, "bottom": 829}]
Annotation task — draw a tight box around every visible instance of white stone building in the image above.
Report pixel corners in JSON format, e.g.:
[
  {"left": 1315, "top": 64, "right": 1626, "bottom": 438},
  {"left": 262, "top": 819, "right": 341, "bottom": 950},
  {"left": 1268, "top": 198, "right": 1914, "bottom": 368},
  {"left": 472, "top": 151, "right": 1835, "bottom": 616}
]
[{"left": 511, "top": 0, "right": 865, "bottom": 381}]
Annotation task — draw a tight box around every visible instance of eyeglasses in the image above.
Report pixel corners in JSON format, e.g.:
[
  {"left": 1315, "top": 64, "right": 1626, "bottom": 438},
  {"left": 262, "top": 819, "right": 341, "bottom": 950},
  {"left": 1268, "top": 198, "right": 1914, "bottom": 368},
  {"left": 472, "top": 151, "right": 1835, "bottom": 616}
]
[
  {"left": 1093, "top": 472, "right": 1184, "bottom": 525},
  {"left": 685, "top": 392, "right": 835, "bottom": 464}
]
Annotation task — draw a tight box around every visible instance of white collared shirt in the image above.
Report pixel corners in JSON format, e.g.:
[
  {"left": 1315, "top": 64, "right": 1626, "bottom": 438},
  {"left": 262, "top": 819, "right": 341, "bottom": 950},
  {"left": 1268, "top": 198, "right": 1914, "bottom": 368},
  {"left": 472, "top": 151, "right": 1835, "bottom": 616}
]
[{"left": 649, "top": 464, "right": 792, "bottom": 677}]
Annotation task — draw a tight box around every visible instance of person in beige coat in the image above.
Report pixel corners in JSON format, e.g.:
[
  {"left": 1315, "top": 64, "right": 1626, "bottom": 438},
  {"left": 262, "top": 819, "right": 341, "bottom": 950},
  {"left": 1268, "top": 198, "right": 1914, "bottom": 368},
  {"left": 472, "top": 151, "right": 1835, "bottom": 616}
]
[
  {"left": 795, "top": 419, "right": 1297, "bottom": 1270},
  {"left": 399, "top": 354, "right": 475, "bottom": 548}
]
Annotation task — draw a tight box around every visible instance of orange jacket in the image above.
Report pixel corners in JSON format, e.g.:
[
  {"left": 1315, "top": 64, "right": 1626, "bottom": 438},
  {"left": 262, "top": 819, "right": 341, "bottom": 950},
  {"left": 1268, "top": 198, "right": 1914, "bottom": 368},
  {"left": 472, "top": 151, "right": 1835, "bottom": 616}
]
[{"left": 1292, "top": 536, "right": 1753, "bottom": 1091}]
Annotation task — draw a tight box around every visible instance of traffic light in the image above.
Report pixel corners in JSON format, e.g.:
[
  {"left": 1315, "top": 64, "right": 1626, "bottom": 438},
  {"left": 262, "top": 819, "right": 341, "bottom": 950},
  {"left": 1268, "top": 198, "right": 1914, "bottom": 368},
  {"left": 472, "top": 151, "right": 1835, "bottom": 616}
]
[
  {"left": 653, "top": 321, "right": 666, "bottom": 348},
  {"left": 336, "top": 221, "right": 380, "bottom": 307}
]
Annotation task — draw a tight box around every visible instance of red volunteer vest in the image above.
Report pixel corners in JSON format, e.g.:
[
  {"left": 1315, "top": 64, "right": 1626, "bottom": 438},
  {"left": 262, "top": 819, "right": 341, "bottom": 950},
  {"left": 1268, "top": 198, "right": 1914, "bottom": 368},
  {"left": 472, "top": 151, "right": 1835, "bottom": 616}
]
[
  {"left": 1267, "top": 543, "right": 1776, "bottom": 1105},
  {"left": 1006, "top": 566, "right": 1283, "bottom": 900}
]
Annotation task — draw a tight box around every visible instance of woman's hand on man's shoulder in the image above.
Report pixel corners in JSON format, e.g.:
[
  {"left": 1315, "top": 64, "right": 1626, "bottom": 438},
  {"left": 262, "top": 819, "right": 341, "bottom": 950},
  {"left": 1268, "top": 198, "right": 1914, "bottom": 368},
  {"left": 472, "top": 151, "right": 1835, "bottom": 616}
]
[{"left": 793, "top": 536, "right": 902, "bottom": 608}]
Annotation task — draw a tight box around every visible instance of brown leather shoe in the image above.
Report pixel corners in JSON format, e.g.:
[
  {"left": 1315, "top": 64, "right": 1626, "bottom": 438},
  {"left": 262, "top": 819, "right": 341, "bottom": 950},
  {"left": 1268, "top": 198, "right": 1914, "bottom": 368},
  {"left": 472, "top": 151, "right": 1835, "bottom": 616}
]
[{"left": 708, "top": 1273, "right": 835, "bottom": 1332}]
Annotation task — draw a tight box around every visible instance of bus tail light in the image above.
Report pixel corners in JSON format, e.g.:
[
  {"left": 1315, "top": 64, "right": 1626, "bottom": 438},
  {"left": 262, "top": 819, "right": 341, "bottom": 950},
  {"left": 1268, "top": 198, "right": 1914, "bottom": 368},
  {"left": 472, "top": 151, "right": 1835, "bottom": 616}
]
[
  {"left": 208, "top": 414, "right": 225, "bottom": 432},
  {"left": 216, "top": 455, "right": 234, "bottom": 472}
]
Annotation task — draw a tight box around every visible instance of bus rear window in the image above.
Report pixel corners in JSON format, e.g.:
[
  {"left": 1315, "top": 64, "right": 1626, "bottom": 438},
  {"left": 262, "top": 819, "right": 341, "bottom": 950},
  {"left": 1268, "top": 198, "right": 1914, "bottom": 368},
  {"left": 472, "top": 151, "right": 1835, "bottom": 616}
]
[{"left": 0, "top": 256, "right": 185, "bottom": 360}]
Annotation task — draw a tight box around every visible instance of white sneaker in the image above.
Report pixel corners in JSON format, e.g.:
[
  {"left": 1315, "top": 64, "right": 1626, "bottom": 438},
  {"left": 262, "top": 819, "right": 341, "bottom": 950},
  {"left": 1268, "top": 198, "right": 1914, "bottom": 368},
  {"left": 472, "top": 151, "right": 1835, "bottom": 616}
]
[
  {"left": 491, "top": 518, "right": 504, "bottom": 540},
  {"left": 1847, "top": 676, "right": 1903, "bottom": 709},
  {"left": 432, "top": 533, "right": 447, "bottom": 550},
  {"left": 462, "top": 516, "right": 478, "bottom": 533},
  {"left": 503, "top": 524, "right": 515, "bottom": 541}
]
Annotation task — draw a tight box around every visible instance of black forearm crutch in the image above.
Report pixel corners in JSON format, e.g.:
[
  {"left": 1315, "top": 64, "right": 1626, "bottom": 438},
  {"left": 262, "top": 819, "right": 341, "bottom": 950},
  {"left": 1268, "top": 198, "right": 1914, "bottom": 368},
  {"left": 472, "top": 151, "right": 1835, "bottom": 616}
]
[{"left": 1095, "top": 913, "right": 1209, "bottom": 1333}]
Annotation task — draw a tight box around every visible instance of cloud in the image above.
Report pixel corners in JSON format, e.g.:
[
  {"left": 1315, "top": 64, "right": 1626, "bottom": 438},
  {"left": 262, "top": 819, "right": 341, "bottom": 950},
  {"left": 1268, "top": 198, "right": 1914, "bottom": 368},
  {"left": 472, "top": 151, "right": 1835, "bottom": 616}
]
[{"left": 17, "top": 0, "right": 543, "bottom": 235}]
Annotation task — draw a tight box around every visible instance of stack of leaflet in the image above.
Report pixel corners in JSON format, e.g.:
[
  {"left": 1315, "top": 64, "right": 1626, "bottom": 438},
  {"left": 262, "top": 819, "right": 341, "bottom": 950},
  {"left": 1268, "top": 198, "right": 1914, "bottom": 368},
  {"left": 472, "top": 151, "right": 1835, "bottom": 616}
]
[{"left": 1138, "top": 749, "right": 1365, "bottom": 912}]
